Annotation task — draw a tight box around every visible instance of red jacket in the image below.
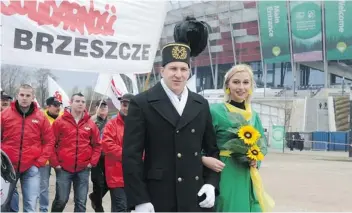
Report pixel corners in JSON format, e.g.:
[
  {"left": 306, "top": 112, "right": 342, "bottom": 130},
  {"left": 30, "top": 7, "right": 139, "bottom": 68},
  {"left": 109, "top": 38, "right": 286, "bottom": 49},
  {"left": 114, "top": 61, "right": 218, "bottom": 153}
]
[
  {"left": 1, "top": 101, "right": 55, "bottom": 173},
  {"left": 50, "top": 109, "right": 102, "bottom": 173},
  {"left": 102, "top": 114, "right": 125, "bottom": 188}
]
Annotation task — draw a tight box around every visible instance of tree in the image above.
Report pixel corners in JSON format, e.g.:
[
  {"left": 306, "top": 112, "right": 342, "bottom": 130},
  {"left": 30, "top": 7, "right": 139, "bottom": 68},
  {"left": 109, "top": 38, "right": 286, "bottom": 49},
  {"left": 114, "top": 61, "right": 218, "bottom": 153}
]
[
  {"left": 84, "top": 86, "right": 94, "bottom": 100},
  {"left": 1, "top": 65, "right": 31, "bottom": 97},
  {"left": 34, "top": 69, "right": 56, "bottom": 106},
  {"left": 70, "top": 86, "right": 80, "bottom": 97}
]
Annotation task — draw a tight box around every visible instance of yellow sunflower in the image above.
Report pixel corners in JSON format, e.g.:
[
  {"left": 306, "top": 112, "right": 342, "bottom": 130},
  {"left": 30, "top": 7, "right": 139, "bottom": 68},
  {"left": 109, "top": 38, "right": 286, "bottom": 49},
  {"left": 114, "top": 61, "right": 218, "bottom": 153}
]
[
  {"left": 247, "top": 145, "right": 264, "bottom": 161},
  {"left": 238, "top": 125, "right": 261, "bottom": 145}
]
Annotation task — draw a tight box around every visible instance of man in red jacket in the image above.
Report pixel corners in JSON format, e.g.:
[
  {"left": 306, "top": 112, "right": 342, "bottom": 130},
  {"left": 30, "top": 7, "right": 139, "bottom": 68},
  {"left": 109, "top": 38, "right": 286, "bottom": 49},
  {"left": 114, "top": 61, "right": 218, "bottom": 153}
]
[
  {"left": 101, "top": 93, "right": 134, "bottom": 212},
  {"left": 1, "top": 84, "right": 55, "bottom": 212},
  {"left": 50, "top": 92, "right": 102, "bottom": 212}
]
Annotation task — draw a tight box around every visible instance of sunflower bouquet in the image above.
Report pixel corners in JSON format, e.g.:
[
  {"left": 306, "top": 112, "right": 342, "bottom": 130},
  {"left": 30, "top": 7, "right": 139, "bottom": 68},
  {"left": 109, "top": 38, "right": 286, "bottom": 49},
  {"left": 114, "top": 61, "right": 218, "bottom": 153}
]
[
  {"left": 221, "top": 112, "right": 275, "bottom": 212},
  {"left": 221, "top": 112, "right": 266, "bottom": 164}
]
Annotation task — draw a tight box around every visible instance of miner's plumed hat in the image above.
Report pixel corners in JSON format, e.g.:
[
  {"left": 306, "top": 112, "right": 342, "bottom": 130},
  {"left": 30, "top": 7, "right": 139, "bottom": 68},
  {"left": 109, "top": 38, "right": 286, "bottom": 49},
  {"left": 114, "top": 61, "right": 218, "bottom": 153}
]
[{"left": 162, "top": 16, "right": 211, "bottom": 67}]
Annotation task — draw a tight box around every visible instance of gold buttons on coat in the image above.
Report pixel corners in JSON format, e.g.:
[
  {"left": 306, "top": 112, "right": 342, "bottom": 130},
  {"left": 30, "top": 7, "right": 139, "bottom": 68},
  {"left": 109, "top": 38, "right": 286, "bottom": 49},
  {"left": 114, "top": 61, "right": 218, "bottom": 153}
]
[
  {"left": 191, "top": 129, "right": 195, "bottom": 133},
  {"left": 194, "top": 152, "right": 198, "bottom": 156},
  {"left": 195, "top": 176, "right": 199, "bottom": 180},
  {"left": 177, "top": 177, "right": 182, "bottom": 182},
  {"left": 177, "top": 153, "right": 182, "bottom": 158},
  {"left": 176, "top": 130, "right": 179, "bottom": 134}
]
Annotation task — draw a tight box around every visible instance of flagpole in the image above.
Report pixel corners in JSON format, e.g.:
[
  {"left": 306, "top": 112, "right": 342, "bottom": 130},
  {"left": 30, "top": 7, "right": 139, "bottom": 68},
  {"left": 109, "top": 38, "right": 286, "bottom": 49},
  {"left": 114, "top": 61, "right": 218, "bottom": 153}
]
[
  {"left": 256, "top": 1, "right": 266, "bottom": 97},
  {"left": 287, "top": 0, "right": 296, "bottom": 96},
  {"left": 228, "top": 1, "right": 237, "bottom": 65},
  {"left": 321, "top": 1, "right": 329, "bottom": 88},
  {"left": 143, "top": 72, "right": 152, "bottom": 91}
]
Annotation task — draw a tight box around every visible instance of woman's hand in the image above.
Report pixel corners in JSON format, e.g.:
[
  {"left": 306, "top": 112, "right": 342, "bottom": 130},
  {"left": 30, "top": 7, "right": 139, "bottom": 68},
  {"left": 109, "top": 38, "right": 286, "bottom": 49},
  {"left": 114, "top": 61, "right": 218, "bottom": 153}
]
[
  {"left": 249, "top": 160, "right": 257, "bottom": 168},
  {"left": 202, "top": 156, "right": 225, "bottom": 172}
]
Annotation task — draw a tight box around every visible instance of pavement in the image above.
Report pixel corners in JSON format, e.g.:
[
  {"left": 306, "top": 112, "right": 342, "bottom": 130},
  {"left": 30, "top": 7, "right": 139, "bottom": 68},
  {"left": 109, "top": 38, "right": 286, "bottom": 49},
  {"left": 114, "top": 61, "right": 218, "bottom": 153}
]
[{"left": 14, "top": 150, "right": 352, "bottom": 212}]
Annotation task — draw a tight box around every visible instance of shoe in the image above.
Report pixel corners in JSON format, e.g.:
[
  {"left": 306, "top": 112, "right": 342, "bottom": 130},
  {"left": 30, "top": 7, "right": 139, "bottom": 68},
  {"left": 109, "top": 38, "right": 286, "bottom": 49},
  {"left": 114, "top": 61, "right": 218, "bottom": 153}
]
[{"left": 89, "top": 193, "right": 96, "bottom": 210}]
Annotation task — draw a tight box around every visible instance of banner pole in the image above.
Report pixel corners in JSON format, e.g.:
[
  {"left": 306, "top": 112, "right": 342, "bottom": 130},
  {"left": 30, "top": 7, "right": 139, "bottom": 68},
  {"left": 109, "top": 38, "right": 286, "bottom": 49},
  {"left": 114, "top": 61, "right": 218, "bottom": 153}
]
[
  {"left": 143, "top": 72, "right": 152, "bottom": 91},
  {"left": 286, "top": 0, "right": 296, "bottom": 96}
]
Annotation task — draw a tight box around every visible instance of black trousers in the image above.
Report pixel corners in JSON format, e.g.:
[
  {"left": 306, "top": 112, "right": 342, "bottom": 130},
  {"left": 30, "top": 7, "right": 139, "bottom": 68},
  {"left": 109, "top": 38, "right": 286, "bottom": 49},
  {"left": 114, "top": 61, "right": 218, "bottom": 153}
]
[
  {"left": 110, "top": 187, "right": 127, "bottom": 212},
  {"left": 89, "top": 155, "right": 109, "bottom": 212}
]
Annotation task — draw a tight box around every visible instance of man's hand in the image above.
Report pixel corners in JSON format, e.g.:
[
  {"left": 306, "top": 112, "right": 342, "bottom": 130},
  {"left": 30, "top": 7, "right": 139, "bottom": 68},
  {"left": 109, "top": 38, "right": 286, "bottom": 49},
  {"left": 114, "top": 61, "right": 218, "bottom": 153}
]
[
  {"left": 135, "top": 202, "right": 154, "bottom": 212},
  {"left": 198, "top": 184, "right": 215, "bottom": 208},
  {"left": 55, "top": 165, "right": 61, "bottom": 169},
  {"left": 87, "top": 163, "right": 92, "bottom": 168}
]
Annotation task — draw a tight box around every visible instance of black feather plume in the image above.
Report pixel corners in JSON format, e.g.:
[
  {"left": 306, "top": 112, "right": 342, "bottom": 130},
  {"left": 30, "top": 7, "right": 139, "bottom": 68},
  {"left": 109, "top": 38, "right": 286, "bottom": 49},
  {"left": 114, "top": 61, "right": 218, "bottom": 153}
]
[{"left": 173, "top": 16, "right": 211, "bottom": 57}]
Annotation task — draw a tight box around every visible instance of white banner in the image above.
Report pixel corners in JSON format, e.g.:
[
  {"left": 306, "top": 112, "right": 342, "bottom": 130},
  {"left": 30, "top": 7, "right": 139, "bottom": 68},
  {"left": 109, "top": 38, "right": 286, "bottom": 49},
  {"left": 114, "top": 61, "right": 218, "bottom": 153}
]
[{"left": 1, "top": 0, "right": 167, "bottom": 74}]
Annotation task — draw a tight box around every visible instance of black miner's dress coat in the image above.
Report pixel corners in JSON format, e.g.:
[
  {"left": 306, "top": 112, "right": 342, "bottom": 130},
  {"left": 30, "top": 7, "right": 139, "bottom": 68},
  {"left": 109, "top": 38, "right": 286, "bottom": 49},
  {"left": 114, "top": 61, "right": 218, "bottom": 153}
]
[{"left": 122, "top": 82, "right": 220, "bottom": 212}]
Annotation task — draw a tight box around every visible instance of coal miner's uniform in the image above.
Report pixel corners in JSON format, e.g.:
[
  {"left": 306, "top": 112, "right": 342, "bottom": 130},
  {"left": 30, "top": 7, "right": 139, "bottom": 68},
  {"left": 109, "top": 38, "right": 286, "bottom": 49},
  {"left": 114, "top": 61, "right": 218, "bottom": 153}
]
[{"left": 122, "top": 42, "right": 220, "bottom": 212}]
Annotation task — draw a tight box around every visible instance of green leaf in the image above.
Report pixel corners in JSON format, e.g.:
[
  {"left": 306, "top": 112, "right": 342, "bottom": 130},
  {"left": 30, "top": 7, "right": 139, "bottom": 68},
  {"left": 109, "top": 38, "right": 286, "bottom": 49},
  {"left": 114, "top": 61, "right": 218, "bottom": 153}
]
[
  {"left": 227, "top": 128, "right": 239, "bottom": 135},
  {"left": 227, "top": 112, "right": 248, "bottom": 125},
  {"left": 222, "top": 138, "right": 249, "bottom": 154}
]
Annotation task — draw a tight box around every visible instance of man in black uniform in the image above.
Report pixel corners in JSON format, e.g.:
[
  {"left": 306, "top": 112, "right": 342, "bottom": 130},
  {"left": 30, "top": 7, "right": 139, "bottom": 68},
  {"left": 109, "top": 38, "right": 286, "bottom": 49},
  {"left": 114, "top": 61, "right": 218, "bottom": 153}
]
[
  {"left": 89, "top": 100, "right": 109, "bottom": 212},
  {"left": 122, "top": 17, "right": 220, "bottom": 212}
]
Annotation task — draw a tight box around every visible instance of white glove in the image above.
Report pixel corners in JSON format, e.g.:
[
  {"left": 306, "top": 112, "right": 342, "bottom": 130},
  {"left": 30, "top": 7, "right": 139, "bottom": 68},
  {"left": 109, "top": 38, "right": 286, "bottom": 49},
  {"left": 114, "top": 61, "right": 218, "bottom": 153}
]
[
  {"left": 197, "top": 184, "right": 215, "bottom": 208},
  {"left": 135, "top": 202, "right": 155, "bottom": 212}
]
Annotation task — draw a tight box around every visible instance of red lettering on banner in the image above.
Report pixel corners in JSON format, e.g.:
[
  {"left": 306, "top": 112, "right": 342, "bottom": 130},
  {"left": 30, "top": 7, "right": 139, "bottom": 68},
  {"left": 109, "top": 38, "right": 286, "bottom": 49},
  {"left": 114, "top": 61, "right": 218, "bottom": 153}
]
[{"left": 1, "top": 0, "right": 117, "bottom": 36}]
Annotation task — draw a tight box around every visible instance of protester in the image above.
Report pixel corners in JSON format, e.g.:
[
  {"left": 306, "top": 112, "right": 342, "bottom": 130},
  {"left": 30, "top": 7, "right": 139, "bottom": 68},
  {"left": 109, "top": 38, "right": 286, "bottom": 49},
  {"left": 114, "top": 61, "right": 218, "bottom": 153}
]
[
  {"left": 89, "top": 100, "right": 109, "bottom": 212},
  {"left": 1, "top": 84, "right": 55, "bottom": 212},
  {"left": 50, "top": 92, "right": 102, "bottom": 212},
  {"left": 102, "top": 93, "right": 133, "bottom": 212},
  {"left": 39, "top": 97, "right": 63, "bottom": 212},
  {"left": 1, "top": 91, "right": 12, "bottom": 111}
]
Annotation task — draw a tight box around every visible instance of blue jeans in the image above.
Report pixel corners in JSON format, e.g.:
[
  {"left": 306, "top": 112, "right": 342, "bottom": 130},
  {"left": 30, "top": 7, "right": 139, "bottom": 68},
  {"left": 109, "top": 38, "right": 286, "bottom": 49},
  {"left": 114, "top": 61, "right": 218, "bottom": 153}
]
[
  {"left": 39, "top": 165, "right": 51, "bottom": 212},
  {"left": 4, "top": 166, "right": 40, "bottom": 213},
  {"left": 10, "top": 187, "right": 19, "bottom": 212},
  {"left": 51, "top": 168, "right": 90, "bottom": 212}
]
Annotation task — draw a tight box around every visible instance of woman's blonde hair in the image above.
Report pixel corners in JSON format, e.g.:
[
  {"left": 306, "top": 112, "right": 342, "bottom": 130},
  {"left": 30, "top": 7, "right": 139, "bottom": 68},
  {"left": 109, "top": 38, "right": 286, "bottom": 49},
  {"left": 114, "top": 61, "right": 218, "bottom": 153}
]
[{"left": 223, "top": 64, "right": 256, "bottom": 103}]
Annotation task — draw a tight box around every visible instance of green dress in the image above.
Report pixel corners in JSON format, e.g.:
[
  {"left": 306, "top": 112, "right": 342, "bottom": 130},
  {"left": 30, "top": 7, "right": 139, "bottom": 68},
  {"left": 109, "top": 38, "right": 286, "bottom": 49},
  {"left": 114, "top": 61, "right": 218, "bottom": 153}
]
[{"left": 209, "top": 103, "right": 268, "bottom": 212}]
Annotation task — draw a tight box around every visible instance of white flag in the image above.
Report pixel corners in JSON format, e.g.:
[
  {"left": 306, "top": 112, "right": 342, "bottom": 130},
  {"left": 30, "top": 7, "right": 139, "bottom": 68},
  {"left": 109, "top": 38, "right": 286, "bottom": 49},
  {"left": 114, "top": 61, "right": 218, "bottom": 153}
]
[
  {"left": 34, "top": 98, "right": 41, "bottom": 108},
  {"left": 125, "top": 73, "right": 139, "bottom": 95},
  {"left": 187, "top": 74, "right": 197, "bottom": 93},
  {"left": 47, "top": 76, "right": 70, "bottom": 107},
  {"left": 94, "top": 73, "right": 128, "bottom": 109}
]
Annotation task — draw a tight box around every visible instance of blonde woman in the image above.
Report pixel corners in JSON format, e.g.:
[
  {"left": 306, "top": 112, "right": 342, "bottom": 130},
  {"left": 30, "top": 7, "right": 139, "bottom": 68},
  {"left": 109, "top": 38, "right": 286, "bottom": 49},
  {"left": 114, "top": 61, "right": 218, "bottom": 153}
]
[{"left": 202, "top": 64, "right": 268, "bottom": 212}]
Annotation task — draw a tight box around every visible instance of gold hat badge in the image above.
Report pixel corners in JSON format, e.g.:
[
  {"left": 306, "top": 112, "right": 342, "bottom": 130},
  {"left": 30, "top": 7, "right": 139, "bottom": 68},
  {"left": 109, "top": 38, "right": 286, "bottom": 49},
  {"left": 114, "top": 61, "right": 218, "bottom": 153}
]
[{"left": 171, "top": 46, "right": 187, "bottom": 60}]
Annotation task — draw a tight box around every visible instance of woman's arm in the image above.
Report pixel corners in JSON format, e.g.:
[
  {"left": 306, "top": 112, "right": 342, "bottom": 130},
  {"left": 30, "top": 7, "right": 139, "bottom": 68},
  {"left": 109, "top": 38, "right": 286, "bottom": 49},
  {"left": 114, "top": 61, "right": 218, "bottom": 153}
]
[{"left": 202, "top": 156, "right": 225, "bottom": 173}]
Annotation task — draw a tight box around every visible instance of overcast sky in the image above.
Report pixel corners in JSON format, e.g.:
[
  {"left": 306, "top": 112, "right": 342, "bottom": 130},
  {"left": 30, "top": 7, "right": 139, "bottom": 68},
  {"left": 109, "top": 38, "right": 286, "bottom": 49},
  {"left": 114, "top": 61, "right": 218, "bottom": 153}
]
[{"left": 51, "top": 70, "right": 99, "bottom": 93}]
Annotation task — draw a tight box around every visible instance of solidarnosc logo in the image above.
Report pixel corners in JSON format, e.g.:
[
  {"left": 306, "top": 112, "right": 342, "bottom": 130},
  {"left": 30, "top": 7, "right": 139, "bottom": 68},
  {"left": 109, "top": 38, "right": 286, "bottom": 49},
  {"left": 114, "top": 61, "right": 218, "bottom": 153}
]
[{"left": 1, "top": 0, "right": 117, "bottom": 36}]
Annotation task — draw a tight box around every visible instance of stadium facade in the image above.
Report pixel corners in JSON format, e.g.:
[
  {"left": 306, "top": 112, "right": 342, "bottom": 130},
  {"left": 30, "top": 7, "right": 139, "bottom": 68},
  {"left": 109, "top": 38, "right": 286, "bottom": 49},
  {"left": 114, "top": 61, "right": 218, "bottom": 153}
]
[{"left": 150, "top": 1, "right": 352, "bottom": 93}]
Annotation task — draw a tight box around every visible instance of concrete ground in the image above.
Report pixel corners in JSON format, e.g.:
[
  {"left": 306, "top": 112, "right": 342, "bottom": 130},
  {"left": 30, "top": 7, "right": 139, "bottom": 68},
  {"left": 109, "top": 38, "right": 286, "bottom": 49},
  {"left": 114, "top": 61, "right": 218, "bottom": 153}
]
[{"left": 15, "top": 150, "right": 352, "bottom": 212}]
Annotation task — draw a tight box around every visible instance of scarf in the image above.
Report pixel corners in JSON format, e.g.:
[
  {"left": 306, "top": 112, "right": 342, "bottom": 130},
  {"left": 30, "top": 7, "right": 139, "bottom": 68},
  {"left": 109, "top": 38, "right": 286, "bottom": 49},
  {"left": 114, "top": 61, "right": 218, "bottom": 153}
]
[{"left": 160, "top": 78, "right": 188, "bottom": 116}]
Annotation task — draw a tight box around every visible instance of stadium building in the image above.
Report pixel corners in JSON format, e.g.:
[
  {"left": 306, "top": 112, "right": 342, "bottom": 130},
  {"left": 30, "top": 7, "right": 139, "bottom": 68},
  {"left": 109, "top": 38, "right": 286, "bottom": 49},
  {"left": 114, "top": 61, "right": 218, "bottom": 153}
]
[{"left": 144, "top": 1, "right": 352, "bottom": 150}]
